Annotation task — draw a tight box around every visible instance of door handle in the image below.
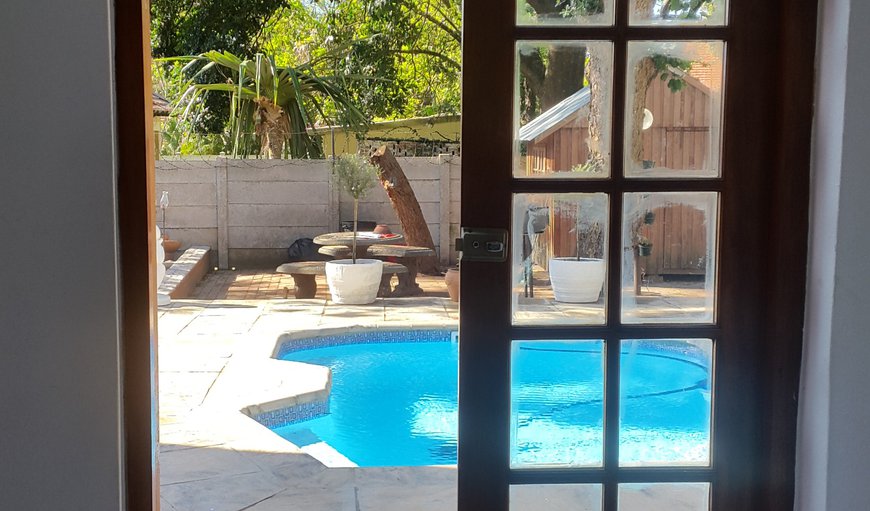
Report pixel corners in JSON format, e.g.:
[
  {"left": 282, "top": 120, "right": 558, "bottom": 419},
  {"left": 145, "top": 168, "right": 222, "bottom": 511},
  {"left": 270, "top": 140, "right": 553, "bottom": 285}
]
[{"left": 455, "top": 228, "right": 508, "bottom": 262}]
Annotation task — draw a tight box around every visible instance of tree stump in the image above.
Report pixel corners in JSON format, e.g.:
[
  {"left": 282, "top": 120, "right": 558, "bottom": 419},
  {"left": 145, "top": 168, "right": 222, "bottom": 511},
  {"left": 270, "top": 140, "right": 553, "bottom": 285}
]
[{"left": 370, "top": 146, "right": 440, "bottom": 275}]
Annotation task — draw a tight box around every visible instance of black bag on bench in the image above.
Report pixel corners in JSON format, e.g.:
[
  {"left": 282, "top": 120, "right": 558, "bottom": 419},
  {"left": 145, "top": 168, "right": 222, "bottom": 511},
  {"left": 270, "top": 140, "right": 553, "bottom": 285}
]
[{"left": 287, "top": 238, "right": 331, "bottom": 262}]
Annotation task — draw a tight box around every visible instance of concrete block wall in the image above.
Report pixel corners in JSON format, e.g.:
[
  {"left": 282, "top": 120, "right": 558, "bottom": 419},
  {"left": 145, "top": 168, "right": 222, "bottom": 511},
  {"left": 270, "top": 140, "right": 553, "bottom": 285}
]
[{"left": 155, "top": 156, "right": 461, "bottom": 268}]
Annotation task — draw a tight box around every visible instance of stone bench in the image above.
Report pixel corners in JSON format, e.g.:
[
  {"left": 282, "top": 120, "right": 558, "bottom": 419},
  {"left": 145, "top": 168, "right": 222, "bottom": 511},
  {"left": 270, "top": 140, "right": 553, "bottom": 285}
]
[
  {"left": 366, "top": 245, "right": 436, "bottom": 297},
  {"left": 158, "top": 246, "right": 211, "bottom": 300},
  {"left": 317, "top": 245, "right": 352, "bottom": 259},
  {"left": 276, "top": 261, "right": 407, "bottom": 299}
]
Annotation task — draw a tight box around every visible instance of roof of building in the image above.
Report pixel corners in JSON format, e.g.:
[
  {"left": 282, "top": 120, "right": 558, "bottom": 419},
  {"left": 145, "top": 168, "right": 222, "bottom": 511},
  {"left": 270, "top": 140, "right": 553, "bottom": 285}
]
[
  {"left": 152, "top": 93, "right": 172, "bottom": 116},
  {"left": 518, "top": 87, "right": 591, "bottom": 142}
]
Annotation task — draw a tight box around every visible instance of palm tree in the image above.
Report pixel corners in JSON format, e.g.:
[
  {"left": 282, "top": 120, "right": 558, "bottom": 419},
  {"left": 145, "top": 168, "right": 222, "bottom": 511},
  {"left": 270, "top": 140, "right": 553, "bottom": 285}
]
[{"left": 174, "top": 51, "right": 368, "bottom": 158}]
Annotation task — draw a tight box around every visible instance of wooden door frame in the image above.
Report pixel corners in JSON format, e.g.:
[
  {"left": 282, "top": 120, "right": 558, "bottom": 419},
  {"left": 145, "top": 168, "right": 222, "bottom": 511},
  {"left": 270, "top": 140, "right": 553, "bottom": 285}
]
[
  {"left": 458, "top": 1, "right": 817, "bottom": 510},
  {"left": 116, "top": 0, "right": 158, "bottom": 510},
  {"left": 115, "top": 0, "right": 816, "bottom": 510}
]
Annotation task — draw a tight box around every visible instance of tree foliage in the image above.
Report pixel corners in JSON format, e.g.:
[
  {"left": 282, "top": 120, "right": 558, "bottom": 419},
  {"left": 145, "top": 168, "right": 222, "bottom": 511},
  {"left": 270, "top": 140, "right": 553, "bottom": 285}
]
[
  {"left": 260, "top": 0, "right": 461, "bottom": 119},
  {"left": 168, "top": 50, "right": 368, "bottom": 158},
  {"left": 151, "top": 0, "right": 291, "bottom": 132},
  {"left": 151, "top": 0, "right": 288, "bottom": 58}
]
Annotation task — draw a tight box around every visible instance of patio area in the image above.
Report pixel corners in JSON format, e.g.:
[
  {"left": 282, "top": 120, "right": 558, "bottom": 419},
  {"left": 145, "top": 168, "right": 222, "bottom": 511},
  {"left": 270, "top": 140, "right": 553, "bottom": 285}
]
[
  {"left": 157, "top": 268, "right": 709, "bottom": 510},
  {"left": 157, "top": 270, "right": 459, "bottom": 511}
]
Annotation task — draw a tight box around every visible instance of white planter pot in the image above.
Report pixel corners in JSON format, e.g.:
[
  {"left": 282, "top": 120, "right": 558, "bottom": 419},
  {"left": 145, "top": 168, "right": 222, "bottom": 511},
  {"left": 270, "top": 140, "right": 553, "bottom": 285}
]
[
  {"left": 325, "top": 259, "right": 384, "bottom": 304},
  {"left": 548, "top": 257, "right": 606, "bottom": 303}
]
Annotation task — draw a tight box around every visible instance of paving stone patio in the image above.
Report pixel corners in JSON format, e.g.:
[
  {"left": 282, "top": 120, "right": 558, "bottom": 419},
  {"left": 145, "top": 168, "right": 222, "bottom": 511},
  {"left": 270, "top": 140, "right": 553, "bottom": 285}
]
[{"left": 157, "top": 269, "right": 709, "bottom": 510}]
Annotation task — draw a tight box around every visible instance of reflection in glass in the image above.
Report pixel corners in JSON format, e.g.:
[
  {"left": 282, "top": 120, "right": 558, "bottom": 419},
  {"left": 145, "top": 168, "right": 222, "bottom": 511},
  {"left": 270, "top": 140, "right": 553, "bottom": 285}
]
[
  {"left": 512, "top": 194, "right": 608, "bottom": 325},
  {"left": 620, "top": 339, "right": 713, "bottom": 466},
  {"left": 619, "top": 483, "right": 711, "bottom": 510},
  {"left": 518, "top": 0, "right": 614, "bottom": 26},
  {"left": 516, "top": 42, "right": 614, "bottom": 178},
  {"left": 629, "top": 0, "right": 727, "bottom": 25},
  {"left": 622, "top": 192, "right": 718, "bottom": 324},
  {"left": 511, "top": 340, "right": 605, "bottom": 468},
  {"left": 511, "top": 484, "right": 602, "bottom": 510},
  {"left": 624, "top": 41, "right": 725, "bottom": 178}
]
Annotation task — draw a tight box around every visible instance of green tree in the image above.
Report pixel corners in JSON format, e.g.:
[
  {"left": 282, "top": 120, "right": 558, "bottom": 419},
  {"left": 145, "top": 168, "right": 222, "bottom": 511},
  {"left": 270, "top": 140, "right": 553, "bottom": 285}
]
[
  {"left": 151, "top": 0, "right": 291, "bottom": 132},
  {"left": 260, "top": 0, "right": 461, "bottom": 120},
  {"left": 173, "top": 50, "right": 368, "bottom": 158}
]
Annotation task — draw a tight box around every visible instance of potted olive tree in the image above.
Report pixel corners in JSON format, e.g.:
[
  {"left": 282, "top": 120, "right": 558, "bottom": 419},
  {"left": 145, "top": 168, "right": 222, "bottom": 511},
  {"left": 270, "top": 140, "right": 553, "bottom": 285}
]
[
  {"left": 325, "top": 154, "right": 384, "bottom": 304},
  {"left": 548, "top": 196, "right": 607, "bottom": 303}
]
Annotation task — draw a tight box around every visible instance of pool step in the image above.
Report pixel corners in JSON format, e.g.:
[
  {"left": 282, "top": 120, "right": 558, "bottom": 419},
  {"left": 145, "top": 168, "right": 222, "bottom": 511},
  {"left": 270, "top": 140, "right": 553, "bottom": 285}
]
[
  {"left": 302, "top": 441, "right": 358, "bottom": 468},
  {"left": 284, "top": 428, "right": 357, "bottom": 468}
]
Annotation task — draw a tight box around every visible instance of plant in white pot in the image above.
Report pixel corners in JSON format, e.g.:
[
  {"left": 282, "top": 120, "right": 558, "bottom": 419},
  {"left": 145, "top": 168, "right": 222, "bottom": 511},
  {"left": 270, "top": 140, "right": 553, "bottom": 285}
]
[
  {"left": 549, "top": 198, "right": 607, "bottom": 303},
  {"left": 325, "top": 154, "right": 383, "bottom": 304}
]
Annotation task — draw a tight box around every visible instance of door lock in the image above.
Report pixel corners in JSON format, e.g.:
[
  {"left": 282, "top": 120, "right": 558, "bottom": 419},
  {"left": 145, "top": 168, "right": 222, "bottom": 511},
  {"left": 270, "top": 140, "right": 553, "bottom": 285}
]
[{"left": 455, "top": 228, "right": 508, "bottom": 262}]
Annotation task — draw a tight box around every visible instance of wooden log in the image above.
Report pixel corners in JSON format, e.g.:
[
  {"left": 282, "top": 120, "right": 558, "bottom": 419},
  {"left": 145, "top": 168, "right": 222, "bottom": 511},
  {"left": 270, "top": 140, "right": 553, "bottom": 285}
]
[{"left": 370, "top": 146, "right": 440, "bottom": 274}]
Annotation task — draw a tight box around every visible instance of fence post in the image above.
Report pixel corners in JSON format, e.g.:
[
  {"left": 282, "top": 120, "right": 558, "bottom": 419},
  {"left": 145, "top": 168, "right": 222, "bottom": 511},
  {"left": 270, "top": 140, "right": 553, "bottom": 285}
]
[
  {"left": 328, "top": 159, "right": 340, "bottom": 231},
  {"left": 438, "top": 154, "right": 452, "bottom": 265},
  {"left": 215, "top": 156, "right": 229, "bottom": 269}
]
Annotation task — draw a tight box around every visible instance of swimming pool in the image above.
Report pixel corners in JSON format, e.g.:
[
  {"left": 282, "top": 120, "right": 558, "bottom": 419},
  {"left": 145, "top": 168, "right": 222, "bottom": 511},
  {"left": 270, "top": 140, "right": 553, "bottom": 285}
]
[{"left": 269, "top": 329, "right": 711, "bottom": 468}]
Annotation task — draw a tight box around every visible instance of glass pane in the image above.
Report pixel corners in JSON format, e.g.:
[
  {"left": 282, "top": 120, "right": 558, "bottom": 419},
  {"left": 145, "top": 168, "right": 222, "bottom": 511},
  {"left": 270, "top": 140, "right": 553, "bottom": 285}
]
[
  {"left": 511, "top": 484, "right": 602, "bottom": 510},
  {"left": 516, "top": 42, "right": 614, "bottom": 178},
  {"left": 512, "top": 193, "right": 608, "bottom": 326},
  {"left": 621, "top": 192, "right": 718, "bottom": 324},
  {"left": 511, "top": 340, "right": 605, "bottom": 468},
  {"left": 629, "top": 0, "right": 727, "bottom": 26},
  {"left": 619, "top": 483, "right": 711, "bottom": 510},
  {"left": 518, "top": 0, "right": 614, "bottom": 26},
  {"left": 620, "top": 339, "right": 713, "bottom": 466},
  {"left": 624, "top": 41, "right": 725, "bottom": 178}
]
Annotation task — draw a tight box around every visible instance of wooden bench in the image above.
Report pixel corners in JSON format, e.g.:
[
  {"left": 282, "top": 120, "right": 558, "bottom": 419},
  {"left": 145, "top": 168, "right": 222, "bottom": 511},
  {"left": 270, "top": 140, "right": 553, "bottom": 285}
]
[
  {"left": 276, "top": 261, "right": 407, "bottom": 299},
  {"left": 366, "top": 245, "right": 436, "bottom": 297}
]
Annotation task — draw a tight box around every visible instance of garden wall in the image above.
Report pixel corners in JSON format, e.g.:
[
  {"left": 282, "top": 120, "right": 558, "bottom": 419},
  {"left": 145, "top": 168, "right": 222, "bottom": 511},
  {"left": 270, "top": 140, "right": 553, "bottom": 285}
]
[{"left": 155, "top": 156, "right": 461, "bottom": 268}]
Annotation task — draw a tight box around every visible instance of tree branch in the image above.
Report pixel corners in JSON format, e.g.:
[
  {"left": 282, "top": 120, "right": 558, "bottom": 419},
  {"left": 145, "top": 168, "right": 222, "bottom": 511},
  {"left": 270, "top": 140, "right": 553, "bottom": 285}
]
[
  {"left": 419, "top": 0, "right": 461, "bottom": 36},
  {"left": 414, "top": 7, "right": 461, "bottom": 43},
  {"left": 385, "top": 48, "right": 461, "bottom": 70},
  {"left": 518, "top": 51, "right": 546, "bottom": 98},
  {"left": 525, "top": 0, "right": 561, "bottom": 15}
]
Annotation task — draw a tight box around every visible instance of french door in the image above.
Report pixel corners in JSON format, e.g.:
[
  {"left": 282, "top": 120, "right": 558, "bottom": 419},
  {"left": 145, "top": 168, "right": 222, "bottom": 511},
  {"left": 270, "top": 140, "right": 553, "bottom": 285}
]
[{"left": 457, "top": 1, "right": 814, "bottom": 510}]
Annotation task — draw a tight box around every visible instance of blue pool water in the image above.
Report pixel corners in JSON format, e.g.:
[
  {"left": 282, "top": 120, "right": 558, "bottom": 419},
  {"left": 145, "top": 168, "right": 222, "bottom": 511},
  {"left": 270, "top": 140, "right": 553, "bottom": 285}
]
[{"left": 272, "top": 331, "right": 711, "bottom": 467}]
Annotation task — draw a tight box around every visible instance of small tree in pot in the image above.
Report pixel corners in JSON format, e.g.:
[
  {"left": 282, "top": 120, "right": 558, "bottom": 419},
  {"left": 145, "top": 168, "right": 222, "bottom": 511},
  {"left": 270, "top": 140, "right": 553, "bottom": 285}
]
[
  {"left": 549, "top": 195, "right": 608, "bottom": 303},
  {"left": 326, "top": 154, "right": 384, "bottom": 304}
]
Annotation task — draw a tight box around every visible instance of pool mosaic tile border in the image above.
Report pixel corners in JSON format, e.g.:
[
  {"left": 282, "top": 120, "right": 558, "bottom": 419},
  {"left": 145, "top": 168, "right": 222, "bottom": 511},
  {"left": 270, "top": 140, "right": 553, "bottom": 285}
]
[
  {"left": 629, "top": 339, "right": 712, "bottom": 370},
  {"left": 253, "top": 400, "right": 330, "bottom": 429},
  {"left": 257, "top": 328, "right": 457, "bottom": 430},
  {"left": 276, "top": 328, "right": 457, "bottom": 359}
]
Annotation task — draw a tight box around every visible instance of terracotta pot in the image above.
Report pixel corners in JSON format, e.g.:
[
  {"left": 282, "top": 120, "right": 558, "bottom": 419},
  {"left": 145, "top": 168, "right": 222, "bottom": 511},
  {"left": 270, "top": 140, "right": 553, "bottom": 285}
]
[
  {"left": 162, "top": 236, "right": 181, "bottom": 253},
  {"left": 445, "top": 266, "right": 460, "bottom": 302},
  {"left": 373, "top": 224, "right": 392, "bottom": 235}
]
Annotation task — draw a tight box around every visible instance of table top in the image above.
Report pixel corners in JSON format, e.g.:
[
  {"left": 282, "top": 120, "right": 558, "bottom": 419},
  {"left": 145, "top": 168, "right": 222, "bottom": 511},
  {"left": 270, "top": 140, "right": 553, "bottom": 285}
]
[
  {"left": 314, "top": 232, "right": 404, "bottom": 247},
  {"left": 367, "top": 245, "right": 435, "bottom": 258}
]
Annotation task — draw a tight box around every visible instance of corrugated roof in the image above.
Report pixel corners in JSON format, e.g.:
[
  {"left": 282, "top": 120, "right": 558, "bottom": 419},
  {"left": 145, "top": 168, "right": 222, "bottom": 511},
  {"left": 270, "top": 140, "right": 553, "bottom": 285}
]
[
  {"left": 518, "top": 87, "right": 591, "bottom": 142},
  {"left": 152, "top": 93, "right": 172, "bottom": 116}
]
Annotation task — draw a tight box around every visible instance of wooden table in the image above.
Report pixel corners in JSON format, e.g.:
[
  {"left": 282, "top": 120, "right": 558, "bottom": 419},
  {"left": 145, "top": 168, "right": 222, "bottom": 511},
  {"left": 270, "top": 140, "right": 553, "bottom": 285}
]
[{"left": 313, "top": 232, "right": 405, "bottom": 260}]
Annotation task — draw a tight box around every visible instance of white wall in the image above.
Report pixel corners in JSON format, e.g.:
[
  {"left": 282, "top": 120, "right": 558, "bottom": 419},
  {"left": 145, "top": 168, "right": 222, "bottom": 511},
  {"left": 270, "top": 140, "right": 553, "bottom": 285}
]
[
  {"left": 0, "top": 0, "right": 123, "bottom": 509},
  {"left": 797, "top": 0, "right": 870, "bottom": 509}
]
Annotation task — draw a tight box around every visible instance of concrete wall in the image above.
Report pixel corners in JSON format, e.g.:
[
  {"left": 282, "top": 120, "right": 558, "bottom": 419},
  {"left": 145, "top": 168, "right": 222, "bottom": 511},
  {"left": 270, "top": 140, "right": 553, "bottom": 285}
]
[
  {"left": 0, "top": 0, "right": 124, "bottom": 509},
  {"left": 155, "top": 156, "right": 461, "bottom": 268},
  {"left": 796, "top": 0, "right": 870, "bottom": 509}
]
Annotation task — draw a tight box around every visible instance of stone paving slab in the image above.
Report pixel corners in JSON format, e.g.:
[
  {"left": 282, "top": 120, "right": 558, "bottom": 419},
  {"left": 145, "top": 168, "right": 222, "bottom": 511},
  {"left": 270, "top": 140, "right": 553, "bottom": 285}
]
[
  {"left": 158, "top": 269, "right": 462, "bottom": 511},
  {"left": 157, "top": 269, "right": 707, "bottom": 510}
]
